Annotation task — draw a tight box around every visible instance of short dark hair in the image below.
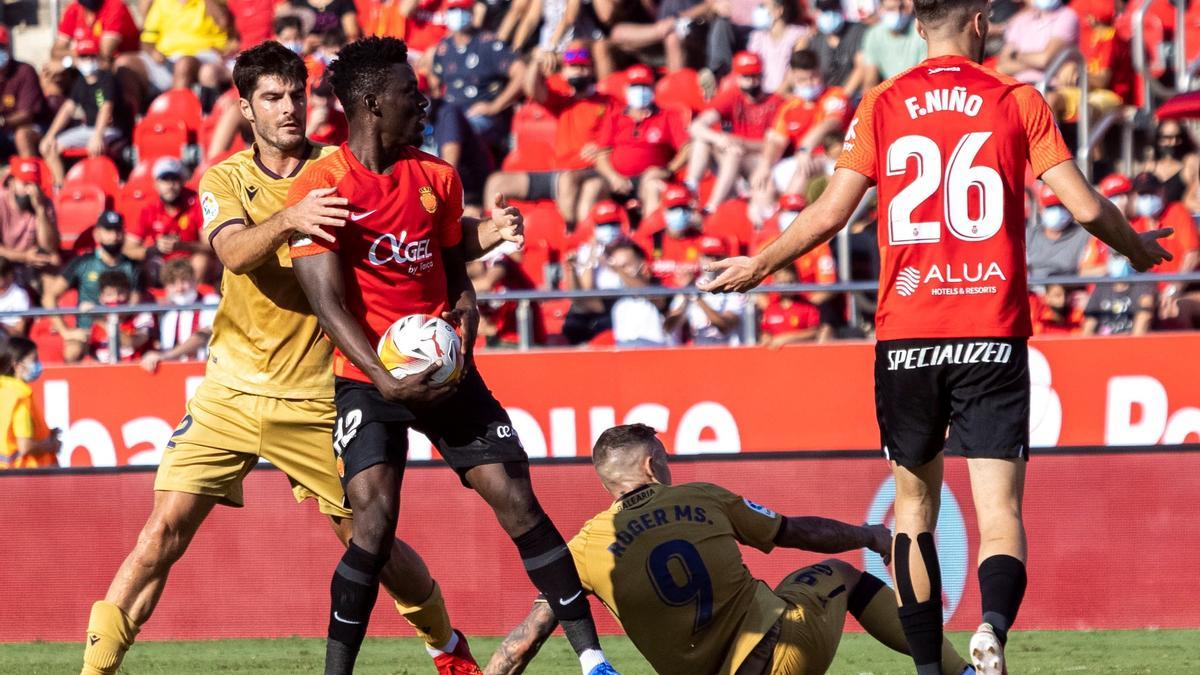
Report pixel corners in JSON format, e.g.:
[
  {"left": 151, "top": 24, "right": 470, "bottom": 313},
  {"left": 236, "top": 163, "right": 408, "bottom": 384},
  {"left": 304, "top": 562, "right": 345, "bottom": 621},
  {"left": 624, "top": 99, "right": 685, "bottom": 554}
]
[
  {"left": 0, "top": 335, "right": 34, "bottom": 376},
  {"left": 790, "top": 49, "right": 819, "bottom": 72},
  {"left": 914, "top": 0, "right": 988, "bottom": 28},
  {"left": 774, "top": 0, "right": 803, "bottom": 27},
  {"left": 98, "top": 270, "right": 132, "bottom": 295},
  {"left": 272, "top": 15, "right": 304, "bottom": 37},
  {"left": 607, "top": 239, "right": 647, "bottom": 262},
  {"left": 593, "top": 424, "right": 661, "bottom": 466},
  {"left": 233, "top": 41, "right": 308, "bottom": 100},
  {"left": 329, "top": 36, "right": 410, "bottom": 116}
]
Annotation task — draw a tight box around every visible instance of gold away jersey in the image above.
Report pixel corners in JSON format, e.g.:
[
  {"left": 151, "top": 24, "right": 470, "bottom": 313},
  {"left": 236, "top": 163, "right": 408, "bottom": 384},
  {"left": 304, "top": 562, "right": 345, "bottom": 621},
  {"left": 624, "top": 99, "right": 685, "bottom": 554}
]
[
  {"left": 198, "top": 143, "right": 337, "bottom": 399},
  {"left": 568, "top": 483, "right": 788, "bottom": 674}
]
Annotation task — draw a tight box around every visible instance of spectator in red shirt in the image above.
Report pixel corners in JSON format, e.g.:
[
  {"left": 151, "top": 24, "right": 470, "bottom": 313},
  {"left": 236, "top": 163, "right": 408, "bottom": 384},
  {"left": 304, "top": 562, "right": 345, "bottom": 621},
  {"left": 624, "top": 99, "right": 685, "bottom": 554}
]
[
  {"left": 685, "top": 51, "right": 784, "bottom": 214},
  {"left": 758, "top": 262, "right": 820, "bottom": 347},
  {"left": 1131, "top": 171, "right": 1200, "bottom": 327},
  {"left": 0, "top": 28, "right": 48, "bottom": 161},
  {"left": 635, "top": 183, "right": 710, "bottom": 286},
  {"left": 1030, "top": 283, "right": 1084, "bottom": 336},
  {"left": 125, "top": 157, "right": 213, "bottom": 285},
  {"left": 88, "top": 270, "right": 154, "bottom": 363},
  {"left": 484, "top": 41, "right": 614, "bottom": 231},
  {"left": 593, "top": 65, "right": 691, "bottom": 214},
  {"left": 53, "top": 0, "right": 142, "bottom": 68},
  {"left": 140, "top": 258, "right": 219, "bottom": 372},
  {"left": 751, "top": 49, "right": 852, "bottom": 221},
  {"left": 664, "top": 236, "right": 747, "bottom": 345},
  {"left": 226, "top": 0, "right": 279, "bottom": 50}
]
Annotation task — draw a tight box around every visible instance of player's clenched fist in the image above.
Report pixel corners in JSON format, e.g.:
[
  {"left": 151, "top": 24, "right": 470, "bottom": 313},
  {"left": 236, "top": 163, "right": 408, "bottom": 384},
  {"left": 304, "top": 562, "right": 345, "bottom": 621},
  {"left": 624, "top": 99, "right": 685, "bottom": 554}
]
[
  {"left": 490, "top": 194, "right": 525, "bottom": 248},
  {"left": 697, "top": 255, "right": 768, "bottom": 294},
  {"left": 863, "top": 524, "right": 893, "bottom": 565},
  {"left": 284, "top": 187, "right": 349, "bottom": 243}
]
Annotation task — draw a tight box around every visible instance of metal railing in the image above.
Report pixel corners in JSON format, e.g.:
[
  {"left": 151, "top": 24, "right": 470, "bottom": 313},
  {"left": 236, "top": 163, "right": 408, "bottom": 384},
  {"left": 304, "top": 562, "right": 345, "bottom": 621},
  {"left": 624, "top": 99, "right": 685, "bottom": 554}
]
[
  {"left": 8, "top": 272, "right": 1200, "bottom": 357},
  {"left": 1081, "top": 106, "right": 1138, "bottom": 178},
  {"left": 1038, "top": 46, "right": 1091, "bottom": 179}
]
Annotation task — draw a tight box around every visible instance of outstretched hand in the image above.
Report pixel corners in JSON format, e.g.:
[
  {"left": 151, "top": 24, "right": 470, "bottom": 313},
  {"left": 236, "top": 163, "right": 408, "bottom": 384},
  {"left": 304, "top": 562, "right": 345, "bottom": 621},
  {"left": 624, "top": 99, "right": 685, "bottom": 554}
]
[
  {"left": 490, "top": 194, "right": 525, "bottom": 249},
  {"left": 1128, "top": 228, "right": 1175, "bottom": 272},
  {"left": 696, "top": 256, "right": 767, "bottom": 293}
]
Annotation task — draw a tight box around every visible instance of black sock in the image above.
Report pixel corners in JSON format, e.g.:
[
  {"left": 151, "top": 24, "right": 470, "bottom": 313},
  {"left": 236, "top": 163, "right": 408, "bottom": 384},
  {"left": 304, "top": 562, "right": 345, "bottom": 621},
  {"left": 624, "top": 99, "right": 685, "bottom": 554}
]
[
  {"left": 513, "top": 516, "right": 600, "bottom": 656},
  {"left": 326, "top": 542, "right": 389, "bottom": 675},
  {"left": 895, "top": 532, "right": 943, "bottom": 674},
  {"left": 978, "top": 554, "right": 1027, "bottom": 646}
]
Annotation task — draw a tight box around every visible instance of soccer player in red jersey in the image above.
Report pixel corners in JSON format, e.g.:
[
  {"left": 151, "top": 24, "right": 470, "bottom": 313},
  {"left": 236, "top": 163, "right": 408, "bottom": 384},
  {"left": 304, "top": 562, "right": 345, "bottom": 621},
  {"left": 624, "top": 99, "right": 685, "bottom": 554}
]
[
  {"left": 287, "top": 37, "right": 616, "bottom": 675},
  {"left": 700, "top": 2, "right": 1173, "bottom": 673}
]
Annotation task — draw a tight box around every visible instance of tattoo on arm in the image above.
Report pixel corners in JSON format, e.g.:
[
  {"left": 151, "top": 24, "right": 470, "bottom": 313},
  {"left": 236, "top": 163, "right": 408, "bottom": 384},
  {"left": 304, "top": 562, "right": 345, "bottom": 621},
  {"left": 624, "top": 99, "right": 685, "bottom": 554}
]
[{"left": 486, "top": 601, "right": 558, "bottom": 675}]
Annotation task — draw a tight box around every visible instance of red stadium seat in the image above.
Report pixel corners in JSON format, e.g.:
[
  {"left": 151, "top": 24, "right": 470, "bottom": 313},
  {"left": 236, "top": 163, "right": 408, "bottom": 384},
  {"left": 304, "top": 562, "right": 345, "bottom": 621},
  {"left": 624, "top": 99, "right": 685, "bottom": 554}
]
[
  {"left": 147, "top": 89, "right": 203, "bottom": 140},
  {"left": 28, "top": 318, "right": 66, "bottom": 364},
  {"left": 702, "top": 198, "right": 753, "bottom": 253},
  {"left": 63, "top": 156, "right": 121, "bottom": 198},
  {"left": 133, "top": 117, "right": 188, "bottom": 165},
  {"left": 116, "top": 164, "right": 157, "bottom": 229},
  {"left": 539, "top": 298, "right": 571, "bottom": 343},
  {"left": 54, "top": 185, "right": 108, "bottom": 248},
  {"left": 655, "top": 68, "right": 706, "bottom": 113},
  {"left": 503, "top": 103, "right": 558, "bottom": 172},
  {"left": 598, "top": 70, "right": 633, "bottom": 106}
]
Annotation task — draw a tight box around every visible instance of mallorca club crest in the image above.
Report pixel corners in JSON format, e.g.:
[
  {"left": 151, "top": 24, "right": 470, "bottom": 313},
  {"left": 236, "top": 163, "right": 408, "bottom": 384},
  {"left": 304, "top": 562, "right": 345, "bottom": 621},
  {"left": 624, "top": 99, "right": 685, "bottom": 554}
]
[{"left": 419, "top": 186, "right": 438, "bottom": 214}]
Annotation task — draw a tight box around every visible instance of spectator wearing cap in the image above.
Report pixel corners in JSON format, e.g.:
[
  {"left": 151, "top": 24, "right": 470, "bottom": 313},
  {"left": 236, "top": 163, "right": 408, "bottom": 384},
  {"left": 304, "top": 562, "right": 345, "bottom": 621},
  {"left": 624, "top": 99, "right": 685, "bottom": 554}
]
[
  {"left": 746, "top": 0, "right": 811, "bottom": 94},
  {"left": 40, "top": 38, "right": 131, "bottom": 186},
  {"left": 562, "top": 200, "right": 628, "bottom": 343},
  {"left": 996, "top": 0, "right": 1079, "bottom": 84},
  {"left": 484, "top": 41, "right": 615, "bottom": 231},
  {"left": 686, "top": 51, "right": 784, "bottom": 215},
  {"left": 88, "top": 270, "right": 154, "bottom": 363},
  {"left": 0, "top": 258, "right": 32, "bottom": 336},
  {"left": 593, "top": 65, "right": 691, "bottom": 215},
  {"left": 665, "top": 236, "right": 746, "bottom": 345},
  {"left": 0, "top": 159, "right": 60, "bottom": 283},
  {"left": 635, "top": 183, "right": 711, "bottom": 286},
  {"left": 422, "top": 0, "right": 526, "bottom": 208},
  {"left": 1027, "top": 183, "right": 1090, "bottom": 279},
  {"left": 1129, "top": 172, "right": 1200, "bottom": 326},
  {"left": 141, "top": 258, "right": 220, "bottom": 372},
  {"left": 753, "top": 192, "right": 836, "bottom": 295},
  {"left": 751, "top": 49, "right": 851, "bottom": 220},
  {"left": 1079, "top": 173, "right": 1134, "bottom": 275},
  {"left": 43, "top": 210, "right": 142, "bottom": 363},
  {"left": 0, "top": 27, "right": 49, "bottom": 161},
  {"left": 125, "top": 157, "right": 212, "bottom": 285},
  {"left": 809, "top": 0, "right": 869, "bottom": 94},
  {"left": 606, "top": 239, "right": 672, "bottom": 348},
  {"left": 758, "top": 263, "right": 821, "bottom": 346},
  {"left": 133, "top": 0, "right": 231, "bottom": 94},
  {"left": 856, "top": 0, "right": 926, "bottom": 90}
]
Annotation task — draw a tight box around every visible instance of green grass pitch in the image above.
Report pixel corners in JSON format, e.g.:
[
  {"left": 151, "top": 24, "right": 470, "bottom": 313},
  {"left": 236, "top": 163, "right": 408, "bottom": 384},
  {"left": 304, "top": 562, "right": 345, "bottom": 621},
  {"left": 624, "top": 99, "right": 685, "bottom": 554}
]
[{"left": 5, "top": 630, "right": 1198, "bottom": 674}]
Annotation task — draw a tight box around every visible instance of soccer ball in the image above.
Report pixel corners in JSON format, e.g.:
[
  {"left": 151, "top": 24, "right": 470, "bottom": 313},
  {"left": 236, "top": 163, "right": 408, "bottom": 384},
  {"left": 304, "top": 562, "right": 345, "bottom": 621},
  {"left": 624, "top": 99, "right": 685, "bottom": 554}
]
[{"left": 376, "top": 314, "right": 464, "bottom": 385}]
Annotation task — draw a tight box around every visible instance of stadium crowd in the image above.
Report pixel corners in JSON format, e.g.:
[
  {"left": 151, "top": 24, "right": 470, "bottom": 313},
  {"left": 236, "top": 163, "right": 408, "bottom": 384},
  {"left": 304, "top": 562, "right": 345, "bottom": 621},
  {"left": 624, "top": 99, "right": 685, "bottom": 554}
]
[{"left": 0, "top": 0, "right": 1196, "bottom": 361}]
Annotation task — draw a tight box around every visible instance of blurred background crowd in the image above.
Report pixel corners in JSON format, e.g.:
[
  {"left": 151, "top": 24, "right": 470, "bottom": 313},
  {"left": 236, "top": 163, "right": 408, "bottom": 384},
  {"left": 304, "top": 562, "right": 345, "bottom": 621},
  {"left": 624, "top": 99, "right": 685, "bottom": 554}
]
[{"left": 0, "top": 0, "right": 1196, "bottom": 363}]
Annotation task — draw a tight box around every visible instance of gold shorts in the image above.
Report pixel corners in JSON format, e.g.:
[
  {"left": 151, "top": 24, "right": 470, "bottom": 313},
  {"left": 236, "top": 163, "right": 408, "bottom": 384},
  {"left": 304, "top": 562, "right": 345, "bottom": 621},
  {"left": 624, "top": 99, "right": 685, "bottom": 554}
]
[
  {"left": 1055, "top": 86, "right": 1124, "bottom": 124},
  {"left": 154, "top": 379, "right": 350, "bottom": 518},
  {"left": 768, "top": 561, "right": 858, "bottom": 675}
]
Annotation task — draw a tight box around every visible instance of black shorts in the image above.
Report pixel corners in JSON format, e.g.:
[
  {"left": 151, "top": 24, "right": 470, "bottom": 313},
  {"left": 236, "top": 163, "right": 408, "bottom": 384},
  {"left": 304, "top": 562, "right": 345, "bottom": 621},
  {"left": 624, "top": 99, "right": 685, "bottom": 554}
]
[
  {"left": 874, "top": 338, "right": 1030, "bottom": 468},
  {"left": 526, "top": 171, "right": 561, "bottom": 200},
  {"left": 332, "top": 369, "right": 528, "bottom": 487}
]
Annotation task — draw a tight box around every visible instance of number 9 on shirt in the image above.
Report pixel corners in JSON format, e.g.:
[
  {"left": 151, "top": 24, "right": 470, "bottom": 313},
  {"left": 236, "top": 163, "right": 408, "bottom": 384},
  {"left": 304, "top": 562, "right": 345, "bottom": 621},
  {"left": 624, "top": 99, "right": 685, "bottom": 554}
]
[{"left": 376, "top": 314, "right": 464, "bottom": 385}]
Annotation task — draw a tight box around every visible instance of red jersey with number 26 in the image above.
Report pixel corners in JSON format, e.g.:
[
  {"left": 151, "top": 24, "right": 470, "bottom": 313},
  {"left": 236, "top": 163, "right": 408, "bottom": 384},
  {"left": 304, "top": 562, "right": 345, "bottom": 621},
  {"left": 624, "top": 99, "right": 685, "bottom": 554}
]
[
  {"left": 836, "top": 55, "right": 1073, "bottom": 340},
  {"left": 287, "top": 144, "right": 464, "bottom": 383}
]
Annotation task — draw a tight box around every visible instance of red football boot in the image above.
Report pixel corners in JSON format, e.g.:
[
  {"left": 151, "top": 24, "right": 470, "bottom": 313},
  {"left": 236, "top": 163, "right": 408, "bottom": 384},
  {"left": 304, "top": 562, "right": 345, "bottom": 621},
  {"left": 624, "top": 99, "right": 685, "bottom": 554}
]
[{"left": 432, "top": 630, "right": 483, "bottom": 675}]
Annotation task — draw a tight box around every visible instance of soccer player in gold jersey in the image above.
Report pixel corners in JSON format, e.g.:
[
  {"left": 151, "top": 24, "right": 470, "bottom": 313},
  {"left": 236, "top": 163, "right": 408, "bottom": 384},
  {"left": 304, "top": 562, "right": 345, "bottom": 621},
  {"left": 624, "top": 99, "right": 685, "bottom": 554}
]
[
  {"left": 488, "top": 424, "right": 974, "bottom": 675},
  {"left": 81, "top": 42, "right": 522, "bottom": 675}
]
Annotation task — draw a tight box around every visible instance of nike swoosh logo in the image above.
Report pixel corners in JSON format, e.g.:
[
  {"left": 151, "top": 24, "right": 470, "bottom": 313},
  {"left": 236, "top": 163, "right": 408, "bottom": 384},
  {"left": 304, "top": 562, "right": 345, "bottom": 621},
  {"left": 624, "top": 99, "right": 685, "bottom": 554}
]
[
  {"left": 559, "top": 590, "right": 583, "bottom": 606},
  {"left": 333, "top": 611, "right": 363, "bottom": 625},
  {"left": 350, "top": 209, "right": 377, "bottom": 222}
]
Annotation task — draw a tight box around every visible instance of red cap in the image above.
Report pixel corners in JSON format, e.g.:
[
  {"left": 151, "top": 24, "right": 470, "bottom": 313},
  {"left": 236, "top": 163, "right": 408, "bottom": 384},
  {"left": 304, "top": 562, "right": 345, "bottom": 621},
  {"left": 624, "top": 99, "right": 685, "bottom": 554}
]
[
  {"left": 590, "top": 200, "right": 623, "bottom": 225},
  {"left": 779, "top": 193, "right": 807, "bottom": 211},
  {"left": 75, "top": 37, "right": 100, "bottom": 57},
  {"left": 699, "top": 236, "right": 728, "bottom": 257},
  {"left": 9, "top": 158, "right": 40, "bottom": 184},
  {"left": 732, "top": 51, "right": 763, "bottom": 76},
  {"left": 1037, "top": 183, "right": 1061, "bottom": 208},
  {"left": 0, "top": 26, "right": 9, "bottom": 47},
  {"left": 625, "top": 64, "right": 655, "bottom": 86},
  {"left": 445, "top": 0, "right": 474, "bottom": 10},
  {"left": 1098, "top": 173, "right": 1133, "bottom": 197},
  {"left": 662, "top": 184, "right": 692, "bottom": 209}
]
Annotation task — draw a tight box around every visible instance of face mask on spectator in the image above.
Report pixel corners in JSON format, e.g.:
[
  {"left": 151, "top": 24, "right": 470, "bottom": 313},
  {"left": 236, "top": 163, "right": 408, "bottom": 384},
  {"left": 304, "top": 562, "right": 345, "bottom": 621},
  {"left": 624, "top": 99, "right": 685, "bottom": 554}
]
[
  {"left": 1135, "top": 194, "right": 1165, "bottom": 218},
  {"left": 740, "top": 82, "right": 763, "bottom": 99},
  {"left": 816, "top": 11, "right": 844, "bottom": 34},
  {"left": 446, "top": 8, "right": 472, "bottom": 32},
  {"left": 594, "top": 224, "right": 621, "bottom": 246},
  {"left": 779, "top": 211, "right": 801, "bottom": 230},
  {"left": 625, "top": 85, "right": 654, "bottom": 109},
  {"left": 13, "top": 194, "right": 33, "bottom": 212},
  {"left": 794, "top": 83, "right": 823, "bottom": 102},
  {"left": 1107, "top": 254, "right": 1132, "bottom": 278},
  {"left": 1040, "top": 206, "right": 1071, "bottom": 231},
  {"left": 567, "top": 75, "right": 595, "bottom": 95},
  {"left": 1033, "top": 0, "right": 1061, "bottom": 10},
  {"left": 100, "top": 240, "right": 124, "bottom": 257},
  {"left": 1158, "top": 142, "right": 1184, "bottom": 159},
  {"left": 665, "top": 207, "right": 691, "bottom": 234},
  {"left": 881, "top": 11, "right": 912, "bottom": 32},
  {"left": 20, "top": 360, "right": 42, "bottom": 383},
  {"left": 752, "top": 5, "right": 772, "bottom": 30},
  {"left": 76, "top": 58, "right": 99, "bottom": 78}
]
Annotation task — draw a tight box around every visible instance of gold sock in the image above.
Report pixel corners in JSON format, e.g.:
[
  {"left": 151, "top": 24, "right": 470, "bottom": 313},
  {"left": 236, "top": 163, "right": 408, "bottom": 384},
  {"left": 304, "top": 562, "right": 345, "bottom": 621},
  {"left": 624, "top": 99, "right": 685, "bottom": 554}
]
[
  {"left": 81, "top": 601, "right": 139, "bottom": 675},
  {"left": 394, "top": 581, "right": 453, "bottom": 649},
  {"left": 853, "top": 587, "right": 968, "bottom": 675}
]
